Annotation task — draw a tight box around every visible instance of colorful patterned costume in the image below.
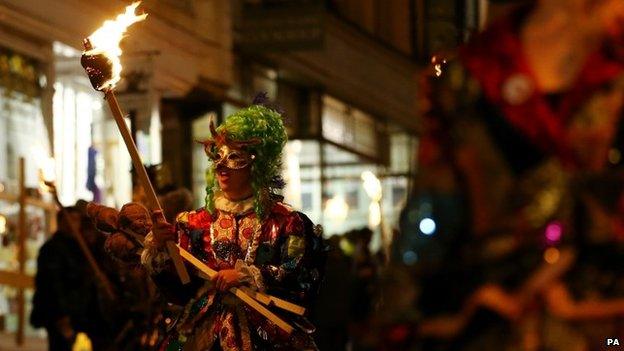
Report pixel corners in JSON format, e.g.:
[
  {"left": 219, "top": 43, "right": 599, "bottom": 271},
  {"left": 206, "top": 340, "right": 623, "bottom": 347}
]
[{"left": 142, "top": 99, "right": 324, "bottom": 351}]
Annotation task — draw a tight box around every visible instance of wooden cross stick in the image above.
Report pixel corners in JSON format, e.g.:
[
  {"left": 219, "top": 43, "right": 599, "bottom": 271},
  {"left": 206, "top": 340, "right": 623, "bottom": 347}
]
[{"left": 177, "top": 245, "right": 303, "bottom": 334}]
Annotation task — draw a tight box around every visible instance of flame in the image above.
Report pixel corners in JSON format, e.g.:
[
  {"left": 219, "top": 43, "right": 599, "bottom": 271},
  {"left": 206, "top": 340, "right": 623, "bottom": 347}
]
[
  {"left": 84, "top": 2, "right": 147, "bottom": 90},
  {"left": 431, "top": 55, "right": 447, "bottom": 77},
  {"left": 434, "top": 64, "right": 442, "bottom": 77}
]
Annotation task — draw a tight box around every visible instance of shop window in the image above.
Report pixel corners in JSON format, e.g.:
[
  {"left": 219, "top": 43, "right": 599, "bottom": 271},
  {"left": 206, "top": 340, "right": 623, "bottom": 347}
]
[
  {"left": 0, "top": 45, "right": 54, "bottom": 342},
  {"left": 301, "top": 192, "right": 313, "bottom": 211},
  {"left": 346, "top": 189, "right": 359, "bottom": 208},
  {"left": 283, "top": 140, "right": 321, "bottom": 223},
  {"left": 322, "top": 95, "right": 380, "bottom": 161},
  {"left": 392, "top": 185, "right": 407, "bottom": 207},
  {"left": 53, "top": 42, "right": 131, "bottom": 207},
  {"left": 389, "top": 131, "right": 417, "bottom": 175}
]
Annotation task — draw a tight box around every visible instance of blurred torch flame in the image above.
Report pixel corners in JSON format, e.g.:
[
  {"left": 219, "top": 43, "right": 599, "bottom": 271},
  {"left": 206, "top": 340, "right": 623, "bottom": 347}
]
[
  {"left": 431, "top": 55, "right": 447, "bottom": 77},
  {"left": 84, "top": 2, "right": 147, "bottom": 91}
]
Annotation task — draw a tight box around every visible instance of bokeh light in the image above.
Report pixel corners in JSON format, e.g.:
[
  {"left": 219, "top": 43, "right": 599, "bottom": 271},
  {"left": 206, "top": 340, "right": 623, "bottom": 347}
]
[
  {"left": 545, "top": 221, "right": 563, "bottom": 244},
  {"left": 544, "top": 247, "right": 560, "bottom": 264},
  {"left": 402, "top": 250, "right": 418, "bottom": 265},
  {"left": 419, "top": 217, "right": 436, "bottom": 235}
]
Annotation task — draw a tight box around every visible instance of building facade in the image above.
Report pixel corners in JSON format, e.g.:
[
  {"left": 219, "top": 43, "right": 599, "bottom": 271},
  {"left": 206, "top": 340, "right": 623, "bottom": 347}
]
[{"left": 0, "top": 0, "right": 231, "bottom": 345}]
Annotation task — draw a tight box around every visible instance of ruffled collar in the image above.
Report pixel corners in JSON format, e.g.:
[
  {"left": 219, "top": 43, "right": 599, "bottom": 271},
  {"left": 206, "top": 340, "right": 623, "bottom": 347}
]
[{"left": 213, "top": 191, "right": 255, "bottom": 216}]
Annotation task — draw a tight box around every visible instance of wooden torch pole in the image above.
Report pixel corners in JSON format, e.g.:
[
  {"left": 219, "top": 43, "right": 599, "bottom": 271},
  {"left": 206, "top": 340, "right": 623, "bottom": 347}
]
[
  {"left": 16, "top": 158, "right": 25, "bottom": 346},
  {"left": 104, "top": 91, "right": 190, "bottom": 284}
]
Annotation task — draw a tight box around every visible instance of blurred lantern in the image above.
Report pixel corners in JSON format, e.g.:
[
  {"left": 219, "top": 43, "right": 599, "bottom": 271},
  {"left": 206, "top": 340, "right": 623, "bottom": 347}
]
[
  {"left": 369, "top": 202, "right": 381, "bottom": 228},
  {"left": 324, "top": 195, "right": 349, "bottom": 223},
  {"left": 362, "top": 171, "right": 382, "bottom": 229}
]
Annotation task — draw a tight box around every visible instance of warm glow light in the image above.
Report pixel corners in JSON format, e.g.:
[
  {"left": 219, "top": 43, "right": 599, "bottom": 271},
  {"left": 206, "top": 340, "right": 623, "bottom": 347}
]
[
  {"left": 41, "top": 157, "right": 56, "bottom": 182},
  {"left": 72, "top": 332, "right": 93, "bottom": 351},
  {"left": 325, "top": 195, "right": 349, "bottom": 223},
  {"left": 431, "top": 56, "right": 446, "bottom": 77},
  {"left": 84, "top": 2, "right": 147, "bottom": 90},
  {"left": 0, "top": 215, "right": 6, "bottom": 234},
  {"left": 369, "top": 201, "right": 381, "bottom": 228},
  {"left": 434, "top": 64, "right": 443, "bottom": 77},
  {"left": 544, "top": 247, "right": 560, "bottom": 264},
  {"left": 283, "top": 141, "right": 302, "bottom": 209},
  {"left": 361, "top": 171, "right": 382, "bottom": 201},
  {"left": 38, "top": 170, "right": 50, "bottom": 194},
  {"left": 339, "top": 237, "right": 354, "bottom": 256}
]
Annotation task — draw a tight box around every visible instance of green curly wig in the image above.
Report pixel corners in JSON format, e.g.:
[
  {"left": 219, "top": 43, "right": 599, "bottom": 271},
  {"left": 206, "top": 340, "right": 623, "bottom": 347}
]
[{"left": 204, "top": 104, "right": 288, "bottom": 218}]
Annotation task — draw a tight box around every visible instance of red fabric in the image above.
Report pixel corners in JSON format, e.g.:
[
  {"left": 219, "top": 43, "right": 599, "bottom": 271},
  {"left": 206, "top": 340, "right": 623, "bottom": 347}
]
[{"left": 460, "top": 11, "right": 624, "bottom": 168}]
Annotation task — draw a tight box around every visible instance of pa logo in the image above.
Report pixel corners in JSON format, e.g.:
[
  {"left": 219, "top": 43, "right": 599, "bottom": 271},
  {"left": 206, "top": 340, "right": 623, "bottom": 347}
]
[{"left": 606, "top": 338, "right": 620, "bottom": 346}]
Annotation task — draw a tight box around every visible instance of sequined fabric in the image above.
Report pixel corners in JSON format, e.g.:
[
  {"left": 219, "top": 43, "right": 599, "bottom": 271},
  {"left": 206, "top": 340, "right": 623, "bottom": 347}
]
[{"left": 152, "top": 197, "right": 322, "bottom": 350}]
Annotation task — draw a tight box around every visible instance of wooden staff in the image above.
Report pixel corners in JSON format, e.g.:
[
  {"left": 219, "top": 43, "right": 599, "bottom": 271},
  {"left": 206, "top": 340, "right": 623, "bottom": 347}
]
[
  {"left": 45, "top": 181, "right": 116, "bottom": 301},
  {"left": 104, "top": 91, "right": 190, "bottom": 285},
  {"left": 16, "top": 158, "right": 25, "bottom": 345},
  {"left": 178, "top": 247, "right": 295, "bottom": 333}
]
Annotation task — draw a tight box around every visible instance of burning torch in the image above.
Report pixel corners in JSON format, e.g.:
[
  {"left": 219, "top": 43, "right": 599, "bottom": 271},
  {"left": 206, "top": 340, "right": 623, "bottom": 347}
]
[
  {"left": 80, "top": 2, "right": 189, "bottom": 284},
  {"left": 79, "top": 3, "right": 306, "bottom": 333}
]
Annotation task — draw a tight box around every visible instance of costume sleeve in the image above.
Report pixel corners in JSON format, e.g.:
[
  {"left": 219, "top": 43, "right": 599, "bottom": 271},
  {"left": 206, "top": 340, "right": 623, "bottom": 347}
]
[
  {"left": 140, "top": 211, "right": 201, "bottom": 305},
  {"left": 140, "top": 211, "right": 193, "bottom": 273},
  {"left": 257, "top": 212, "right": 323, "bottom": 305}
]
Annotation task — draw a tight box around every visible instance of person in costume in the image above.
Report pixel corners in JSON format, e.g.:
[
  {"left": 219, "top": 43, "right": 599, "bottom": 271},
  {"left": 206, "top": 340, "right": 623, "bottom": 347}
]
[
  {"left": 412, "top": 0, "right": 624, "bottom": 349},
  {"left": 139, "top": 97, "right": 324, "bottom": 351}
]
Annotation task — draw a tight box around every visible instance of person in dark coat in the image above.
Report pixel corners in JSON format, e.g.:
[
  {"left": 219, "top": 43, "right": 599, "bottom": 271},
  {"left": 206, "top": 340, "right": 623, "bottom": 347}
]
[{"left": 30, "top": 204, "right": 115, "bottom": 351}]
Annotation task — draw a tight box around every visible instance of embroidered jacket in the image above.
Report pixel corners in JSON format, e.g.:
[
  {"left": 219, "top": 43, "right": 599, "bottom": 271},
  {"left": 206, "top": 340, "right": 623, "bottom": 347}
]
[{"left": 142, "top": 194, "right": 323, "bottom": 351}]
